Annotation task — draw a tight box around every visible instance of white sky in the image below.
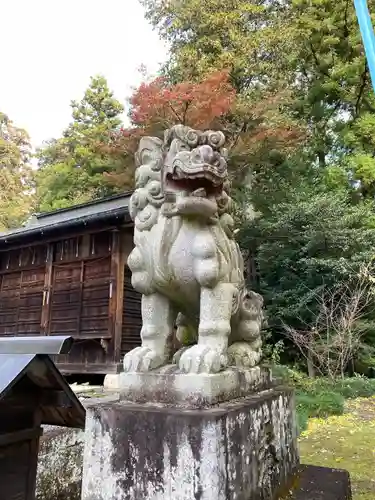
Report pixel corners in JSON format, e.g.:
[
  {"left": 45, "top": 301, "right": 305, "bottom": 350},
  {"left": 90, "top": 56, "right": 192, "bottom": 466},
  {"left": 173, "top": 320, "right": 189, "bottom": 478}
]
[{"left": 0, "top": 0, "right": 168, "bottom": 148}]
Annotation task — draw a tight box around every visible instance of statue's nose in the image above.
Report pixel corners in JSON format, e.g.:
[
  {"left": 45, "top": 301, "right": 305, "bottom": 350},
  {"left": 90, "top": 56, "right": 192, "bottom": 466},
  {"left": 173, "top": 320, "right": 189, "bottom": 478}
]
[{"left": 196, "top": 144, "right": 215, "bottom": 163}]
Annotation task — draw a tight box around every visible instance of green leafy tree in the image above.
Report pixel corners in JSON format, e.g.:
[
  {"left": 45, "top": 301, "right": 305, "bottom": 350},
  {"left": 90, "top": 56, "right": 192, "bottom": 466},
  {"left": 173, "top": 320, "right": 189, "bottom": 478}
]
[
  {"left": 141, "top": 0, "right": 375, "bottom": 372},
  {"left": 141, "top": 0, "right": 291, "bottom": 90},
  {"left": 141, "top": 0, "right": 307, "bottom": 186},
  {"left": 241, "top": 188, "right": 375, "bottom": 328},
  {"left": 141, "top": 0, "right": 375, "bottom": 185},
  {"left": 0, "top": 112, "right": 34, "bottom": 230},
  {"left": 35, "top": 75, "right": 126, "bottom": 212},
  {"left": 287, "top": 0, "right": 375, "bottom": 198}
]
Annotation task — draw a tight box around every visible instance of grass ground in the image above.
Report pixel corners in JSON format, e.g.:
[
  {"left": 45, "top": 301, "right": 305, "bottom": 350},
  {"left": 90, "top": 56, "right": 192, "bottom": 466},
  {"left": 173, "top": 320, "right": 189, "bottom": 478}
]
[{"left": 299, "top": 396, "right": 375, "bottom": 500}]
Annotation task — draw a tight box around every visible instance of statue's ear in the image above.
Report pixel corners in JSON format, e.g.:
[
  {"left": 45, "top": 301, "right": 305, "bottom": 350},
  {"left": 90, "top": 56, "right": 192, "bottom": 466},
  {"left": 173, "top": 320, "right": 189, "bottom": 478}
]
[
  {"left": 136, "top": 137, "right": 163, "bottom": 167},
  {"left": 163, "top": 128, "right": 173, "bottom": 147}
]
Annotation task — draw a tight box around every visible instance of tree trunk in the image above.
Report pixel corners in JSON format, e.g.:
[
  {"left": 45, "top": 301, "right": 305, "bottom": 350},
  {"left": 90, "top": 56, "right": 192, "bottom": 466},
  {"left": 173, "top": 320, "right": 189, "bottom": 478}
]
[{"left": 307, "top": 352, "right": 316, "bottom": 378}]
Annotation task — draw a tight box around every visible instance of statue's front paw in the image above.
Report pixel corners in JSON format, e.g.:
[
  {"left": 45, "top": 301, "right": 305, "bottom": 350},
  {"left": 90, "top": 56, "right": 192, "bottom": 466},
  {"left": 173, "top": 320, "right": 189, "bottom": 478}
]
[
  {"left": 172, "top": 346, "right": 191, "bottom": 365},
  {"left": 227, "top": 342, "right": 261, "bottom": 368},
  {"left": 123, "top": 347, "right": 166, "bottom": 372},
  {"left": 178, "top": 345, "right": 228, "bottom": 374}
]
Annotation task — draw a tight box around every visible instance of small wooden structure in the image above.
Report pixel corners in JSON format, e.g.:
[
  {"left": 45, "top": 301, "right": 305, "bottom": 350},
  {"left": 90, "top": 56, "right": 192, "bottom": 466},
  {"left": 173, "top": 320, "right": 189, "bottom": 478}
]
[
  {"left": 0, "top": 194, "right": 142, "bottom": 375},
  {"left": 0, "top": 335, "right": 85, "bottom": 500}
]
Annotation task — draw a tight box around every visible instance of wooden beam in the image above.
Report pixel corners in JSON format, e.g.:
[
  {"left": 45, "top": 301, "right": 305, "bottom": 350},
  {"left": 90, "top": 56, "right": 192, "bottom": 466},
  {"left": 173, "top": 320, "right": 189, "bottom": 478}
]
[
  {"left": 55, "top": 362, "right": 122, "bottom": 375},
  {"left": 114, "top": 231, "right": 128, "bottom": 363},
  {"left": 0, "top": 250, "right": 121, "bottom": 276},
  {"left": 0, "top": 390, "right": 73, "bottom": 409},
  {"left": 107, "top": 230, "right": 126, "bottom": 364},
  {"left": 40, "top": 244, "right": 53, "bottom": 335},
  {"left": 27, "top": 429, "right": 42, "bottom": 500},
  {"left": 76, "top": 234, "right": 90, "bottom": 338},
  {"left": 0, "top": 263, "right": 45, "bottom": 277},
  {"left": 0, "top": 223, "right": 133, "bottom": 254},
  {"left": 0, "top": 427, "right": 42, "bottom": 447}
]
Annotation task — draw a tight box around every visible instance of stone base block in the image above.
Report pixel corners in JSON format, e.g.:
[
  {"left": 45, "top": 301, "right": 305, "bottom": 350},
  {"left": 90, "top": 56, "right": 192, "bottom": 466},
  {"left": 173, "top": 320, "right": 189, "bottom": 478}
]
[
  {"left": 103, "top": 373, "right": 121, "bottom": 391},
  {"left": 286, "top": 465, "right": 352, "bottom": 499},
  {"left": 81, "top": 386, "right": 298, "bottom": 500},
  {"left": 119, "top": 365, "right": 272, "bottom": 407}
]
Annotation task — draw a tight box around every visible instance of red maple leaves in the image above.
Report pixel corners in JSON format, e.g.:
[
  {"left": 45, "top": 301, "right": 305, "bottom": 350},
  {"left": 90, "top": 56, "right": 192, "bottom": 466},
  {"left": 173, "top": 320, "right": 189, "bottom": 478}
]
[
  {"left": 103, "top": 70, "right": 306, "bottom": 189},
  {"left": 129, "top": 70, "right": 236, "bottom": 131}
]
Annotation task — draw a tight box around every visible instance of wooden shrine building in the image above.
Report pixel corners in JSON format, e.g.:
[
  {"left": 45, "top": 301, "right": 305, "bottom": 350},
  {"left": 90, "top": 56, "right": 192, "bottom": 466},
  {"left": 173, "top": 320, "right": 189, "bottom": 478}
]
[{"left": 0, "top": 193, "right": 142, "bottom": 375}]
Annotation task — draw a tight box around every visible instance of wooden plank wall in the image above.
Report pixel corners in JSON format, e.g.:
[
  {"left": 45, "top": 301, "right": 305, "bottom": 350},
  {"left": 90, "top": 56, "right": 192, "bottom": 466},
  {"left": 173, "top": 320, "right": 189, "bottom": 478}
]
[
  {"left": 0, "top": 229, "right": 144, "bottom": 373},
  {"left": 121, "top": 266, "right": 142, "bottom": 358},
  {"left": 48, "top": 231, "right": 114, "bottom": 369},
  {"left": 48, "top": 231, "right": 111, "bottom": 339},
  {"left": 0, "top": 232, "right": 113, "bottom": 337},
  {"left": 0, "top": 245, "right": 46, "bottom": 336}
]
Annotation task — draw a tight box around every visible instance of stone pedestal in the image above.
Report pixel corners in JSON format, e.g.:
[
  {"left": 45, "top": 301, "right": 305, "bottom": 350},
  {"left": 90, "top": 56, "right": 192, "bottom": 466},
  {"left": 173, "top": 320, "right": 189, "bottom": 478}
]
[
  {"left": 81, "top": 378, "right": 299, "bottom": 500},
  {"left": 119, "top": 365, "right": 272, "bottom": 407}
]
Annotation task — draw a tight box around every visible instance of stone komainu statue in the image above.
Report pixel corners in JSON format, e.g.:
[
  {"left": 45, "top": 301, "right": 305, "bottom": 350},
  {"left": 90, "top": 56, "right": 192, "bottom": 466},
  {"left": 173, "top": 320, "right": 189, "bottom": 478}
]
[{"left": 125, "top": 125, "right": 264, "bottom": 374}]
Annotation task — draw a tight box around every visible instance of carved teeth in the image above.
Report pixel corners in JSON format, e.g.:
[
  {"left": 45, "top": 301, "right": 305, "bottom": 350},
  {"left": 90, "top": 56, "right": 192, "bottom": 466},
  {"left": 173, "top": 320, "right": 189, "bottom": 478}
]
[
  {"left": 174, "top": 167, "right": 185, "bottom": 178},
  {"left": 171, "top": 165, "right": 224, "bottom": 187},
  {"left": 191, "top": 188, "right": 207, "bottom": 197}
]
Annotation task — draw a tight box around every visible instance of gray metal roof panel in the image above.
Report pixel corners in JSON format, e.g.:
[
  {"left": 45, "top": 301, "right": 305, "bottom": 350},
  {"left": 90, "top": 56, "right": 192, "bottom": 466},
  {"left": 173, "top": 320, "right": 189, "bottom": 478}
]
[
  {"left": 0, "top": 336, "right": 73, "bottom": 355},
  {"left": 0, "top": 192, "right": 132, "bottom": 244},
  {"left": 0, "top": 353, "right": 86, "bottom": 428},
  {"left": 0, "top": 354, "right": 34, "bottom": 397},
  {"left": 34, "top": 193, "right": 131, "bottom": 226}
]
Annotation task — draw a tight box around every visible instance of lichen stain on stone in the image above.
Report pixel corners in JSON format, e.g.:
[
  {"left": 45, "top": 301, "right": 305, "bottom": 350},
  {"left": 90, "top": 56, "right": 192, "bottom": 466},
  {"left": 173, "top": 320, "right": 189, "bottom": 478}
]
[
  {"left": 81, "top": 389, "right": 299, "bottom": 500},
  {"left": 223, "top": 392, "right": 299, "bottom": 499},
  {"left": 81, "top": 410, "right": 129, "bottom": 500},
  {"left": 36, "top": 427, "right": 84, "bottom": 500}
]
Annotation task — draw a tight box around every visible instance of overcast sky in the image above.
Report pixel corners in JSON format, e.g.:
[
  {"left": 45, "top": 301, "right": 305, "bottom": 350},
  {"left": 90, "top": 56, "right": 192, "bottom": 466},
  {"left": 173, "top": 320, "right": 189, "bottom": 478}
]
[{"left": 0, "top": 0, "right": 168, "bottom": 148}]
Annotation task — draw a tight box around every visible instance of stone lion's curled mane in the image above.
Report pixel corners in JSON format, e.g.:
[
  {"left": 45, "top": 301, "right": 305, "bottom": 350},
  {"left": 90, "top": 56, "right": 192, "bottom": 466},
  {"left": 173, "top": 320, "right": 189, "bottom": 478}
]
[{"left": 129, "top": 125, "right": 235, "bottom": 238}]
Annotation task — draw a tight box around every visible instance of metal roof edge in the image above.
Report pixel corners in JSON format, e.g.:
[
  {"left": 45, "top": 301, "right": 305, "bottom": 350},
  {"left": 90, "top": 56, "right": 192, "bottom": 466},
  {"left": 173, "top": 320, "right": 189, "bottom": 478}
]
[
  {"left": 36, "top": 191, "right": 133, "bottom": 220},
  {"left": 0, "top": 207, "right": 132, "bottom": 246}
]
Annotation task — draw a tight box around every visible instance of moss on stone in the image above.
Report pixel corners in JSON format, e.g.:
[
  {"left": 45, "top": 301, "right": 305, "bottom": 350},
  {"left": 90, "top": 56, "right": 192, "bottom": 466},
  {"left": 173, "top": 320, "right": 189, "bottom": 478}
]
[{"left": 299, "top": 397, "right": 375, "bottom": 500}]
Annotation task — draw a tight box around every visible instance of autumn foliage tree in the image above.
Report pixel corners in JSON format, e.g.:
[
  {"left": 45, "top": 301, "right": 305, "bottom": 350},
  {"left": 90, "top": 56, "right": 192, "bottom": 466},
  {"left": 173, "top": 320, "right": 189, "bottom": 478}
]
[
  {"left": 130, "top": 70, "right": 236, "bottom": 131},
  {"left": 106, "top": 70, "right": 306, "bottom": 188},
  {"left": 105, "top": 70, "right": 237, "bottom": 187}
]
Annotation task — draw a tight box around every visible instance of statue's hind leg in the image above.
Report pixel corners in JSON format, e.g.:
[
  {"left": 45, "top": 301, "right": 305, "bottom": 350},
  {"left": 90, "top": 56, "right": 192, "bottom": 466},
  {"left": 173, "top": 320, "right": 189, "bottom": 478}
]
[
  {"left": 123, "top": 293, "right": 176, "bottom": 372},
  {"left": 228, "top": 338, "right": 262, "bottom": 368},
  {"left": 228, "top": 290, "right": 263, "bottom": 368},
  {"left": 172, "top": 312, "right": 198, "bottom": 365},
  {"left": 178, "top": 283, "right": 235, "bottom": 374}
]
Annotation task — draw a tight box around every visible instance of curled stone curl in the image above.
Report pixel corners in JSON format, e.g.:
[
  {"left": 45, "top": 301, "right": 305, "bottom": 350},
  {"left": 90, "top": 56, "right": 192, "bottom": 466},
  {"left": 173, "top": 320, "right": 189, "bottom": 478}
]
[
  {"left": 135, "top": 204, "right": 159, "bottom": 232},
  {"left": 204, "top": 130, "right": 225, "bottom": 149}
]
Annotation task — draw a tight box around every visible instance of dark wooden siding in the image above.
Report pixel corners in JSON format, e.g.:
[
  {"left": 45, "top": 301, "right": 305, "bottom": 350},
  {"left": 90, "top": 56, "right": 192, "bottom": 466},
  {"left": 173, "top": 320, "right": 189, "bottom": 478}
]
[
  {"left": 0, "top": 438, "right": 37, "bottom": 500},
  {"left": 50, "top": 231, "right": 116, "bottom": 371},
  {"left": 49, "top": 257, "right": 111, "bottom": 338},
  {"left": 0, "top": 246, "right": 46, "bottom": 337},
  {"left": 0, "top": 228, "right": 142, "bottom": 374},
  {"left": 121, "top": 266, "right": 142, "bottom": 358}
]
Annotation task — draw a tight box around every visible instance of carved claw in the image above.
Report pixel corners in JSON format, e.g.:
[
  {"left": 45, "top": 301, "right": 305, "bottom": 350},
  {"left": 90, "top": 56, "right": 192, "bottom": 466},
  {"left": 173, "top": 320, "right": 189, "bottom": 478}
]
[
  {"left": 178, "top": 345, "right": 228, "bottom": 374},
  {"left": 123, "top": 347, "right": 166, "bottom": 373},
  {"left": 227, "top": 342, "right": 261, "bottom": 368},
  {"left": 172, "top": 346, "right": 191, "bottom": 365}
]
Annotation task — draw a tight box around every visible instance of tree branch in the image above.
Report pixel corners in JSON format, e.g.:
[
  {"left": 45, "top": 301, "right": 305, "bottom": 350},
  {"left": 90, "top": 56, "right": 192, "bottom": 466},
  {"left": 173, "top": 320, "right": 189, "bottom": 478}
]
[{"left": 355, "top": 67, "right": 368, "bottom": 117}]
